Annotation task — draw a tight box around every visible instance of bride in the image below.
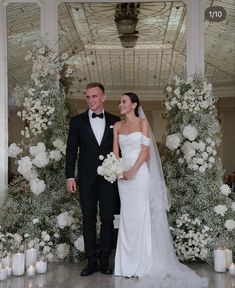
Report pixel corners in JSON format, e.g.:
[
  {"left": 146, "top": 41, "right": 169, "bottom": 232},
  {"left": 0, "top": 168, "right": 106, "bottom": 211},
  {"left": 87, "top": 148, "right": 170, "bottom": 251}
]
[{"left": 112, "top": 92, "right": 208, "bottom": 288}]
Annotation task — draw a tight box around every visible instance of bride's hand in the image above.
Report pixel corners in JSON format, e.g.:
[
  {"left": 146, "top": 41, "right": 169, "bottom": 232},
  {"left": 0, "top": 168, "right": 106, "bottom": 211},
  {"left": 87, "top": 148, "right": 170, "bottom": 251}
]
[{"left": 122, "top": 170, "right": 135, "bottom": 180}]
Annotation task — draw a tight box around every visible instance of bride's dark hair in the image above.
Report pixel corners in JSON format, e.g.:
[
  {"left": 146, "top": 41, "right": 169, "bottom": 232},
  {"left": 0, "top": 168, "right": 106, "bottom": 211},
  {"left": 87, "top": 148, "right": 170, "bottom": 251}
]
[{"left": 123, "top": 92, "right": 140, "bottom": 117}]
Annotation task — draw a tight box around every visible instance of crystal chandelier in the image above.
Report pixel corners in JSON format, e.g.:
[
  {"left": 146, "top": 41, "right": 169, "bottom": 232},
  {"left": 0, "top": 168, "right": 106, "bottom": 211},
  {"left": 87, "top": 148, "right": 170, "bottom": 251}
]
[{"left": 115, "top": 3, "right": 140, "bottom": 48}]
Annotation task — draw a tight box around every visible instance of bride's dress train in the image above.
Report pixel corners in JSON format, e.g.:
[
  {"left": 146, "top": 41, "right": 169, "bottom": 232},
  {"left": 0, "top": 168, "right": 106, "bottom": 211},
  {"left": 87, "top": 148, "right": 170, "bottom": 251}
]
[{"left": 114, "top": 132, "right": 208, "bottom": 288}]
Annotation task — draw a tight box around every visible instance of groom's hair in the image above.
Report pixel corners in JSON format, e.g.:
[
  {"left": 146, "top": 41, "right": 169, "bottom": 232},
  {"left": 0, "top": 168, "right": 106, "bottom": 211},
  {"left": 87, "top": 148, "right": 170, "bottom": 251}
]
[
  {"left": 86, "top": 82, "right": 105, "bottom": 93},
  {"left": 123, "top": 92, "right": 140, "bottom": 117}
]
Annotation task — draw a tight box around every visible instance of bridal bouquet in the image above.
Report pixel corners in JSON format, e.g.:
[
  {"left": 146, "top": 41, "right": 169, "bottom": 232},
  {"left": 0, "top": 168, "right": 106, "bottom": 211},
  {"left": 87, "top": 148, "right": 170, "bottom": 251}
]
[{"left": 97, "top": 152, "right": 123, "bottom": 183}]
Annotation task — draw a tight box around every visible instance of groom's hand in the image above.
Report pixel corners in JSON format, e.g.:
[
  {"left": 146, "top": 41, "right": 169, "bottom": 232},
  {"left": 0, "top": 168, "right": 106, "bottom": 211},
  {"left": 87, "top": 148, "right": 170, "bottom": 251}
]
[{"left": 66, "top": 179, "right": 76, "bottom": 193}]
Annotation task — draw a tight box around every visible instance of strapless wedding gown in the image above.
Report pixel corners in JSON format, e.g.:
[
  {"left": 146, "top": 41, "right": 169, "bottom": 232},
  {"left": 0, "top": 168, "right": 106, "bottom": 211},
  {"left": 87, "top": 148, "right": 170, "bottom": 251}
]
[{"left": 114, "top": 132, "right": 208, "bottom": 288}]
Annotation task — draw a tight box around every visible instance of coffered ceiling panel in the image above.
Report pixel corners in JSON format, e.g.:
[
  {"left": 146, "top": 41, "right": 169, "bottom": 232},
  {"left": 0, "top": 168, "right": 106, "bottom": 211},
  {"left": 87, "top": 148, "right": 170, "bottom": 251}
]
[{"left": 6, "top": 1, "right": 235, "bottom": 101}]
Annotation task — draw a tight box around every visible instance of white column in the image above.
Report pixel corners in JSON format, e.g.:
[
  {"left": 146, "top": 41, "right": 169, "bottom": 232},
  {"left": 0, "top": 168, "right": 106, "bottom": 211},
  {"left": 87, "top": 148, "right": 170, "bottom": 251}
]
[
  {"left": 186, "top": 0, "right": 205, "bottom": 76},
  {"left": 40, "top": 0, "right": 59, "bottom": 48},
  {"left": 0, "top": 0, "right": 8, "bottom": 205}
]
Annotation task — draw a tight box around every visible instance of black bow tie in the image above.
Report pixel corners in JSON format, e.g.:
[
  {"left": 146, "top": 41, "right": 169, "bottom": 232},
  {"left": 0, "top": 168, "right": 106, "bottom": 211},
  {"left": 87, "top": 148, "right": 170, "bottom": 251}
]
[{"left": 92, "top": 112, "right": 104, "bottom": 119}]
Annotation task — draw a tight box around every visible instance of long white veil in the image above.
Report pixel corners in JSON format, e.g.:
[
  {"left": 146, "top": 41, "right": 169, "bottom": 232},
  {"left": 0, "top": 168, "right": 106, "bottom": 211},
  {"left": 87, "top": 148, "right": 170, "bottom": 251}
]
[
  {"left": 135, "top": 106, "right": 208, "bottom": 288},
  {"left": 138, "top": 106, "right": 170, "bottom": 211}
]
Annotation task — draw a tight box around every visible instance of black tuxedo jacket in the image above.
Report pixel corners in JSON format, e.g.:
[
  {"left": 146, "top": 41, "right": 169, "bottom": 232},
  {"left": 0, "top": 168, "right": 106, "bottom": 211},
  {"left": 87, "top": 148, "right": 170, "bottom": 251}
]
[{"left": 66, "top": 110, "right": 120, "bottom": 186}]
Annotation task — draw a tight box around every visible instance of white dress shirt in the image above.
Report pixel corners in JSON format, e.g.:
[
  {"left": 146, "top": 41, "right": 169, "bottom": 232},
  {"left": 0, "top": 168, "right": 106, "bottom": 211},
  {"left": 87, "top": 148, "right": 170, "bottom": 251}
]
[{"left": 88, "top": 109, "right": 105, "bottom": 145}]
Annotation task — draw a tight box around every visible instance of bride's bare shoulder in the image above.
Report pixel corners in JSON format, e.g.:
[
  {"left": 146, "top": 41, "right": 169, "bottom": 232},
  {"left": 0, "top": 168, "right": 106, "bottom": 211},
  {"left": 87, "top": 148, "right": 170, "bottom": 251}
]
[
  {"left": 139, "top": 118, "right": 148, "bottom": 126},
  {"left": 114, "top": 120, "right": 124, "bottom": 130}
]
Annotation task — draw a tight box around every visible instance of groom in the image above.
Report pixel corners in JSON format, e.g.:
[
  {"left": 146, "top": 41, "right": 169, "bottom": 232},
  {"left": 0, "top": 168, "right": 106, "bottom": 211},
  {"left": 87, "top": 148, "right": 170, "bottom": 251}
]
[{"left": 66, "top": 82, "right": 120, "bottom": 276}]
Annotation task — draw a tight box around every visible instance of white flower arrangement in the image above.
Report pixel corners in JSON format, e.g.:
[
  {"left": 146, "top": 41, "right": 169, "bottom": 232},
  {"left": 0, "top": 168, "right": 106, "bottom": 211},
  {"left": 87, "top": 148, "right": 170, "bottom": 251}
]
[
  {"left": 166, "top": 124, "right": 217, "bottom": 173},
  {"left": 170, "top": 214, "right": 212, "bottom": 261},
  {"left": 9, "top": 138, "right": 66, "bottom": 194},
  {"left": 214, "top": 204, "right": 228, "bottom": 216},
  {"left": 8, "top": 143, "right": 22, "bottom": 158},
  {"left": 164, "top": 74, "right": 235, "bottom": 264},
  {"left": 165, "top": 76, "right": 216, "bottom": 114},
  {"left": 56, "top": 211, "right": 74, "bottom": 229},
  {"left": 220, "top": 184, "right": 231, "bottom": 196},
  {"left": 56, "top": 243, "right": 70, "bottom": 260},
  {"left": 97, "top": 152, "right": 123, "bottom": 183},
  {"left": 0, "top": 231, "right": 24, "bottom": 257},
  {"left": 224, "top": 220, "right": 235, "bottom": 231},
  {"left": 1, "top": 40, "right": 84, "bottom": 264},
  {"left": 166, "top": 133, "right": 182, "bottom": 151},
  {"left": 74, "top": 236, "right": 85, "bottom": 252}
]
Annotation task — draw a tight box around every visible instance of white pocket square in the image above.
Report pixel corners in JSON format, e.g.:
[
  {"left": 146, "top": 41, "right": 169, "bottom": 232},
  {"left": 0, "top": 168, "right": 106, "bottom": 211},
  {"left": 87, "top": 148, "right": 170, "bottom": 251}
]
[{"left": 110, "top": 125, "right": 114, "bottom": 128}]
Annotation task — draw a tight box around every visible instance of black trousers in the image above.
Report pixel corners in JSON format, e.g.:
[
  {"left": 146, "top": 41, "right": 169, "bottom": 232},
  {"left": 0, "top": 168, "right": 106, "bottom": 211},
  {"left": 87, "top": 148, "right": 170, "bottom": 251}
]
[{"left": 79, "top": 176, "right": 118, "bottom": 263}]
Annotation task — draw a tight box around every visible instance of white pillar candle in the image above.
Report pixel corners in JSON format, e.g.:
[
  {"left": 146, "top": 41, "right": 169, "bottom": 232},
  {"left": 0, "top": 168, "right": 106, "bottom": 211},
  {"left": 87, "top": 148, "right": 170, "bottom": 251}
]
[
  {"left": 36, "top": 261, "right": 47, "bottom": 274},
  {"left": 26, "top": 265, "right": 36, "bottom": 277},
  {"left": 25, "top": 248, "right": 38, "bottom": 267},
  {"left": 12, "top": 253, "right": 25, "bottom": 276},
  {"left": 225, "top": 249, "right": 233, "bottom": 269},
  {"left": 1, "top": 256, "right": 12, "bottom": 268},
  {"left": 229, "top": 263, "right": 235, "bottom": 276},
  {"left": 214, "top": 249, "right": 226, "bottom": 272},
  {"left": 0, "top": 268, "right": 7, "bottom": 281},
  {"left": 6, "top": 266, "right": 12, "bottom": 277}
]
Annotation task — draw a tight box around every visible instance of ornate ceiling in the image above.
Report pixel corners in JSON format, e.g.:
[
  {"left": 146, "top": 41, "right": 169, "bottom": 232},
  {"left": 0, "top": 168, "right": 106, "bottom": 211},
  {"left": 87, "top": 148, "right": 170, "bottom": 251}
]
[{"left": 6, "top": 1, "right": 235, "bottom": 101}]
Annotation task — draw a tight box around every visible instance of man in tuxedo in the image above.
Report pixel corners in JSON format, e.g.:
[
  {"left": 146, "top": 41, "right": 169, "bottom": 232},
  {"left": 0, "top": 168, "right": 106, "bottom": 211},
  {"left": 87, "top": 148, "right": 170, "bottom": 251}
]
[{"left": 66, "top": 83, "right": 120, "bottom": 276}]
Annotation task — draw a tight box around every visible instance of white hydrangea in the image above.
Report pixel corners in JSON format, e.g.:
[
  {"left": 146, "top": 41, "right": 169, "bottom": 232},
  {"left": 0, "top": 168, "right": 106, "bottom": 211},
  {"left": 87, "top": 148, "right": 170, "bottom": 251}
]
[
  {"left": 220, "top": 184, "right": 231, "bottom": 196},
  {"left": 30, "top": 178, "right": 46, "bottom": 195},
  {"left": 32, "top": 152, "right": 49, "bottom": 168},
  {"left": 52, "top": 139, "right": 64, "bottom": 149},
  {"left": 224, "top": 219, "right": 235, "bottom": 231},
  {"left": 49, "top": 150, "right": 62, "bottom": 161},
  {"left": 74, "top": 236, "right": 85, "bottom": 252},
  {"left": 57, "top": 212, "right": 74, "bottom": 229},
  {"left": 8, "top": 143, "right": 22, "bottom": 158},
  {"left": 29, "top": 142, "right": 46, "bottom": 156},
  {"left": 214, "top": 205, "right": 227, "bottom": 216},
  {"left": 17, "top": 156, "right": 33, "bottom": 176},
  {"left": 166, "top": 133, "right": 182, "bottom": 151},
  {"left": 181, "top": 141, "right": 195, "bottom": 159},
  {"left": 56, "top": 243, "right": 70, "bottom": 259},
  {"left": 182, "top": 125, "right": 198, "bottom": 141}
]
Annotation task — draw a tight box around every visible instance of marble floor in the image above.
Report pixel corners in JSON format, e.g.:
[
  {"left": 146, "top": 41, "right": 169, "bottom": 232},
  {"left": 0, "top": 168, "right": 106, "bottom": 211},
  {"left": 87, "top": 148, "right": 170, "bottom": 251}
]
[{"left": 0, "top": 261, "right": 234, "bottom": 288}]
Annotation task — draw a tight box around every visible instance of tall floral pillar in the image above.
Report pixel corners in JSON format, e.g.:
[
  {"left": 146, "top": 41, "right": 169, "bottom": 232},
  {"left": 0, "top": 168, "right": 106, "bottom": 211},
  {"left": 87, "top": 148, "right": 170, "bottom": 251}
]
[{"left": 0, "top": 0, "right": 8, "bottom": 205}]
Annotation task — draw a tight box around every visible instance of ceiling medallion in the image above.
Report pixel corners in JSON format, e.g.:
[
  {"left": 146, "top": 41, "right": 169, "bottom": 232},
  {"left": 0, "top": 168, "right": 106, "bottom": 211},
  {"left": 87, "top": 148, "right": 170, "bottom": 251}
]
[{"left": 115, "top": 3, "right": 140, "bottom": 48}]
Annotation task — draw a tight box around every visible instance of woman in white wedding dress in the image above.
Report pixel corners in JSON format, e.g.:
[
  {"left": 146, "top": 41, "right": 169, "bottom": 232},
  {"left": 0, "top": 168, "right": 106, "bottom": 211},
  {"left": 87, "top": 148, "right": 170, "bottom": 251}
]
[{"left": 113, "top": 92, "right": 208, "bottom": 288}]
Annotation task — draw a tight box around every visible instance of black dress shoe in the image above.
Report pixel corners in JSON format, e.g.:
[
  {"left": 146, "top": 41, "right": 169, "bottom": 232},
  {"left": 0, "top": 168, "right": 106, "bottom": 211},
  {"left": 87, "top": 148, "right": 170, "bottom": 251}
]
[
  {"left": 80, "top": 262, "right": 98, "bottom": 276},
  {"left": 99, "top": 263, "right": 113, "bottom": 275}
]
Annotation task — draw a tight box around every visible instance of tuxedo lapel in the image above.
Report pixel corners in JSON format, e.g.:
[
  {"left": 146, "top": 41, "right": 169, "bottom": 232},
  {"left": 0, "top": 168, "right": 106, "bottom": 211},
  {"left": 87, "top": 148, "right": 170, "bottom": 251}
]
[
  {"left": 100, "top": 112, "right": 111, "bottom": 146},
  {"left": 83, "top": 110, "right": 99, "bottom": 145}
]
